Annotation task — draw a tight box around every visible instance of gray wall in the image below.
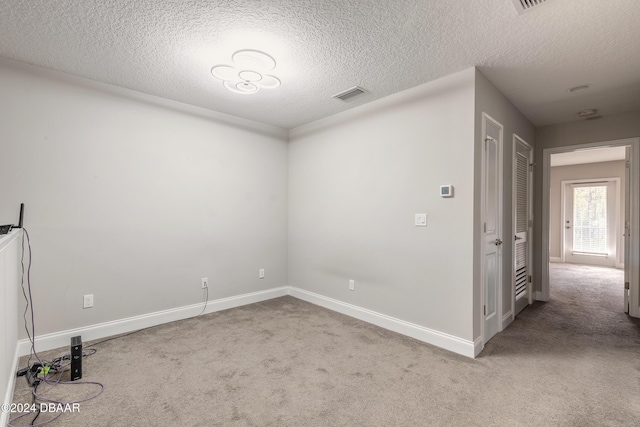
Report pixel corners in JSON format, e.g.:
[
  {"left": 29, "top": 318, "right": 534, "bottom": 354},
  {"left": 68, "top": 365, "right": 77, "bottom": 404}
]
[
  {"left": 289, "top": 69, "right": 476, "bottom": 341},
  {"left": 473, "top": 70, "right": 536, "bottom": 337},
  {"left": 533, "top": 110, "right": 640, "bottom": 292},
  {"left": 0, "top": 60, "right": 289, "bottom": 337}
]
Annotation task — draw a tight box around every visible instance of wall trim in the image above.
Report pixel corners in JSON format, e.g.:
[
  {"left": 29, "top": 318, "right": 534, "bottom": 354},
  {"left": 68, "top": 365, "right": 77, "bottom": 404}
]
[
  {"left": 1, "top": 347, "right": 20, "bottom": 427},
  {"left": 17, "top": 287, "right": 288, "bottom": 356},
  {"left": 473, "top": 337, "right": 484, "bottom": 357},
  {"left": 534, "top": 291, "right": 547, "bottom": 301},
  {"left": 16, "top": 284, "right": 480, "bottom": 368},
  {"left": 0, "top": 56, "right": 287, "bottom": 140},
  {"left": 501, "top": 311, "right": 514, "bottom": 330},
  {"left": 549, "top": 257, "right": 562, "bottom": 263},
  {"left": 290, "top": 67, "right": 475, "bottom": 138},
  {"left": 288, "top": 287, "right": 477, "bottom": 358}
]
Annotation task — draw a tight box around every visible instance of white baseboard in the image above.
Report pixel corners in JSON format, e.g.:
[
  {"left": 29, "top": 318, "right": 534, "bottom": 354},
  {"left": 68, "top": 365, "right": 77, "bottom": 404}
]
[
  {"left": 16, "top": 284, "right": 479, "bottom": 368},
  {"left": 615, "top": 262, "right": 624, "bottom": 269},
  {"left": 501, "top": 311, "right": 514, "bottom": 330},
  {"left": 549, "top": 257, "right": 562, "bottom": 263},
  {"left": 17, "top": 287, "right": 288, "bottom": 356},
  {"left": 473, "top": 337, "right": 483, "bottom": 357},
  {"left": 288, "top": 287, "right": 476, "bottom": 358},
  {"left": 1, "top": 347, "right": 20, "bottom": 427}
]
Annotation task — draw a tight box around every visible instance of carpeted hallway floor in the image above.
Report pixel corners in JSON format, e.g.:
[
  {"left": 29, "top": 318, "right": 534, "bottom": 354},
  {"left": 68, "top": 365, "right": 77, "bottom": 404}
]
[{"left": 10, "top": 263, "right": 640, "bottom": 426}]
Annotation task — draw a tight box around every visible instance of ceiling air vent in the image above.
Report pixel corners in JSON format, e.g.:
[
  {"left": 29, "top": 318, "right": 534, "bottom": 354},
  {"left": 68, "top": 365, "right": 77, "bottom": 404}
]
[
  {"left": 511, "top": 0, "right": 548, "bottom": 15},
  {"left": 332, "top": 86, "right": 367, "bottom": 101}
]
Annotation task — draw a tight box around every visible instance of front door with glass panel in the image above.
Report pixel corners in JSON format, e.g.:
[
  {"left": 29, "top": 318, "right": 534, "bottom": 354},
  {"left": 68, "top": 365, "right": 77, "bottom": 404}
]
[{"left": 563, "top": 181, "right": 617, "bottom": 267}]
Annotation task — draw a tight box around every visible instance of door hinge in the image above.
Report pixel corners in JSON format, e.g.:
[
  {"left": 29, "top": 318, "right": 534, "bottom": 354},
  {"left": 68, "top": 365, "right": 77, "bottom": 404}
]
[
  {"left": 484, "top": 305, "right": 486, "bottom": 315},
  {"left": 625, "top": 281, "right": 630, "bottom": 290},
  {"left": 484, "top": 223, "right": 486, "bottom": 233},
  {"left": 626, "top": 161, "right": 630, "bottom": 169},
  {"left": 528, "top": 275, "right": 532, "bottom": 283},
  {"left": 529, "top": 163, "right": 535, "bottom": 172}
]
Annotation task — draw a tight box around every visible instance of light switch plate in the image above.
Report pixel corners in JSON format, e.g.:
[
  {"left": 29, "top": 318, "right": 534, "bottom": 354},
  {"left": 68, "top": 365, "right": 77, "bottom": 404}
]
[{"left": 415, "top": 213, "right": 427, "bottom": 227}]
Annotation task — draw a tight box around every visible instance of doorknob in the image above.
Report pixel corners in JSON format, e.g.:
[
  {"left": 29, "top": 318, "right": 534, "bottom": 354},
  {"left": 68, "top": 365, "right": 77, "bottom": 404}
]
[
  {"left": 515, "top": 236, "right": 522, "bottom": 241},
  {"left": 494, "top": 239, "right": 503, "bottom": 246}
]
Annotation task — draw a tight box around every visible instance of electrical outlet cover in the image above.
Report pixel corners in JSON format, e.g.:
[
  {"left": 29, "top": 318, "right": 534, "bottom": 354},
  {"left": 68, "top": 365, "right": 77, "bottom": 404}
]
[{"left": 83, "top": 294, "right": 94, "bottom": 309}]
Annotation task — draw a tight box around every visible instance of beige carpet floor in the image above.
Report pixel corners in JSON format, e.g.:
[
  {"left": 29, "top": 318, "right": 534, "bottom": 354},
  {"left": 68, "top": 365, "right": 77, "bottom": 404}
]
[{"left": 10, "top": 263, "right": 640, "bottom": 426}]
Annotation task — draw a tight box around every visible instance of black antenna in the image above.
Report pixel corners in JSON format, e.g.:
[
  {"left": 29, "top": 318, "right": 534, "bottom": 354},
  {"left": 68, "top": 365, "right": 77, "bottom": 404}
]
[{"left": 15, "top": 203, "right": 24, "bottom": 228}]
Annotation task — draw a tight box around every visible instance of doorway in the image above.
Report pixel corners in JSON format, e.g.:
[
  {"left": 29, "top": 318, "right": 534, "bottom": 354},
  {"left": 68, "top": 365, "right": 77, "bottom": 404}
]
[
  {"left": 561, "top": 178, "right": 619, "bottom": 268},
  {"left": 541, "top": 138, "right": 640, "bottom": 317}
]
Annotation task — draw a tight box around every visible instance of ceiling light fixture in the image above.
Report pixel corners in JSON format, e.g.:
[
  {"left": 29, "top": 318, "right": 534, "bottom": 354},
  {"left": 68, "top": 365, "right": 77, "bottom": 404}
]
[
  {"left": 211, "top": 49, "right": 281, "bottom": 95},
  {"left": 567, "top": 84, "right": 591, "bottom": 93}
]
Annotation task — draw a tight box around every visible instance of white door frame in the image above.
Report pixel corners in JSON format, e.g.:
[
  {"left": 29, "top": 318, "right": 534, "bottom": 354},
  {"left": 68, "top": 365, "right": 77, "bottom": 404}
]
[
  {"left": 512, "top": 134, "right": 533, "bottom": 320},
  {"left": 480, "top": 112, "right": 504, "bottom": 346},
  {"left": 541, "top": 137, "right": 640, "bottom": 318}
]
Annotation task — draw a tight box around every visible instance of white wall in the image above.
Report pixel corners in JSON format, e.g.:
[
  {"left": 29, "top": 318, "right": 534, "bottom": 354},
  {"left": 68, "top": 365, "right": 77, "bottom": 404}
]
[
  {"left": 0, "top": 58, "right": 541, "bottom": 360},
  {"left": 1, "top": 231, "right": 20, "bottom": 427},
  {"left": 549, "top": 161, "right": 625, "bottom": 265},
  {"left": 473, "top": 70, "right": 536, "bottom": 337},
  {"left": 0, "top": 60, "right": 289, "bottom": 338},
  {"left": 288, "top": 69, "right": 476, "bottom": 343}
]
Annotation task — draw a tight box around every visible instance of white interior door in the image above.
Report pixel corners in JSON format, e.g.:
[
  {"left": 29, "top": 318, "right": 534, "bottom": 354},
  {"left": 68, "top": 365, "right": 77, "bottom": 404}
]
[
  {"left": 513, "top": 137, "right": 532, "bottom": 316},
  {"left": 563, "top": 180, "right": 617, "bottom": 267},
  {"left": 482, "top": 114, "right": 502, "bottom": 345}
]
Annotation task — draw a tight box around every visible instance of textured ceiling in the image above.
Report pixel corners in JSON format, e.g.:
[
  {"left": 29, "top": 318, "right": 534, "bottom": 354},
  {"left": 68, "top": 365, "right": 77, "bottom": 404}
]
[{"left": 1, "top": 0, "right": 639, "bottom": 129}]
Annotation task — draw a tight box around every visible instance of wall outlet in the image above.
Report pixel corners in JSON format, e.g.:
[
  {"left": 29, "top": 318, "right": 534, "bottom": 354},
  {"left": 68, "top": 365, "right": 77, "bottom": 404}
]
[
  {"left": 83, "top": 294, "right": 94, "bottom": 309},
  {"left": 349, "top": 280, "right": 355, "bottom": 291},
  {"left": 201, "top": 277, "right": 208, "bottom": 288},
  {"left": 259, "top": 269, "right": 265, "bottom": 279}
]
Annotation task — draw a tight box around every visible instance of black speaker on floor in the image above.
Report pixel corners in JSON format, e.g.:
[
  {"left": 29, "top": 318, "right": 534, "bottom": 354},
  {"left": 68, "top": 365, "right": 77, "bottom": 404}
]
[{"left": 71, "top": 336, "right": 82, "bottom": 381}]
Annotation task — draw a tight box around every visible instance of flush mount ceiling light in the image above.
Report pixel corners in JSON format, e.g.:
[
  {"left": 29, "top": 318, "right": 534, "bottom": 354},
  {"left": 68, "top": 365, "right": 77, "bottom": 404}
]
[{"left": 211, "top": 49, "right": 281, "bottom": 95}]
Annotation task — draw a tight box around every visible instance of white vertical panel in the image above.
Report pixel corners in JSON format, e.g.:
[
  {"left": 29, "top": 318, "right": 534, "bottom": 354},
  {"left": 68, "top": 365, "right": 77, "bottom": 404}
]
[
  {"left": 514, "top": 158, "right": 528, "bottom": 301},
  {"left": 1, "top": 232, "right": 21, "bottom": 421},
  {"left": 482, "top": 114, "right": 503, "bottom": 345},
  {"left": 486, "top": 138, "right": 499, "bottom": 233},
  {"left": 0, "top": 244, "right": 6, "bottom": 412},
  {"left": 486, "top": 252, "right": 497, "bottom": 317},
  {"left": 624, "top": 147, "right": 631, "bottom": 313}
]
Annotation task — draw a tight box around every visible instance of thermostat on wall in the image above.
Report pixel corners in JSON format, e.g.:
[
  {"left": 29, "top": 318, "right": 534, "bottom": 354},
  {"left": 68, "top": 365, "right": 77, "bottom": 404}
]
[{"left": 440, "top": 185, "right": 453, "bottom": 198}]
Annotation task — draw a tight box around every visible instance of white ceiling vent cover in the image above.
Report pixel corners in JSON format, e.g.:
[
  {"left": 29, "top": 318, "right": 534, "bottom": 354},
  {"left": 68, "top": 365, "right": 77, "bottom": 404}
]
[
  {"left": 511, "top": 0, "right": 548, "bottom": 14},
  {"left": 333, "top": 86, "right": 367, "bottom": 101}
]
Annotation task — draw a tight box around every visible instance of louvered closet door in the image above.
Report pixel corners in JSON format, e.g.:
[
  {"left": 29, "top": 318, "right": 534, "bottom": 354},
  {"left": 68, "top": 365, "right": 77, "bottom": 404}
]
[{"left": 514, "top": 140, "right": 532, "bottom": 316}]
